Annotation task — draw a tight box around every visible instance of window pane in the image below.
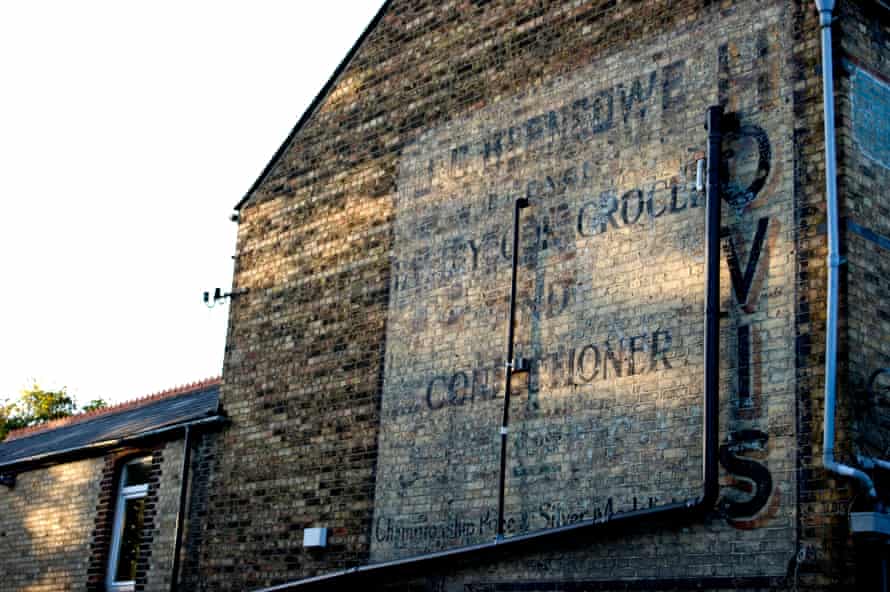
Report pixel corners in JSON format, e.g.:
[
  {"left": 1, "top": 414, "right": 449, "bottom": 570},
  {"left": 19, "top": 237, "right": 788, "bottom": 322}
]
[
  {"left": 114, "top": 497, "right": 146, "bottom": 581},
  {"left": 123, "top": 458, "right": 151, "bottom": 487}
]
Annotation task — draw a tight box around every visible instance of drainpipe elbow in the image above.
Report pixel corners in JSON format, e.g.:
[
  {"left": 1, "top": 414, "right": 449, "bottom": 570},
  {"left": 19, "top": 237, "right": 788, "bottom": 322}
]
[
  {"left": 824, "top": 451, "right": 878, "bottom": 499},
  {"left": 700, "top": 474, "right": 721, "bottom": 511}
]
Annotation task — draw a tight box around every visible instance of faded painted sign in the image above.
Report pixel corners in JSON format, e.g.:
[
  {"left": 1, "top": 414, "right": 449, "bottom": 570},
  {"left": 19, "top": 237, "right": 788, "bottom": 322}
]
[{"left": 372, "top": 7, "right": 797, "bottom": 578}]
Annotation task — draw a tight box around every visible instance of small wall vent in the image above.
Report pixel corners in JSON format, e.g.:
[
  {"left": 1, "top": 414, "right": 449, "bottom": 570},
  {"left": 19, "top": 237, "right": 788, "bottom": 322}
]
[{"left": 303, "top": 527, "right": 328, "bottom": 548}]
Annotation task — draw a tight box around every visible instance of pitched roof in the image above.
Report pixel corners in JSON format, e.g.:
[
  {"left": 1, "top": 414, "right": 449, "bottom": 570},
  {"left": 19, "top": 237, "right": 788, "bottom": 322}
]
[
  {"left": 234, "top": 0, "right": 394, "bottom": 211},
  {"left": 0, "top": 378, "right": 221, "bottom": 469}
]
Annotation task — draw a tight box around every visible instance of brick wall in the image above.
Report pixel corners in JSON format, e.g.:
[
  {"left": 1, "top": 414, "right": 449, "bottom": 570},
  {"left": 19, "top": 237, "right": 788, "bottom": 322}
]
[
  {"left": 0, "top": 440, "right": 189, "bottom": 592},
  {"left": 142, "top": 440, "right": 187, "bottom": 592},
  {"left": 179, "top": 432, "right": 218, "bottom": 591},
  {"left": 837, "top": 0, "right": 890, "bottom": 457},
  {"left": 832, "top": 4, "right": 890, "bottom": 585},
  {"left": 787, "top": 1, "right": 844, "bottom": 587},
  {"left": 0, "top": 458, "right": 104, "bottom": 592},
  {"left": 194, "top": 0, "right": 887, "bottom": 590}
]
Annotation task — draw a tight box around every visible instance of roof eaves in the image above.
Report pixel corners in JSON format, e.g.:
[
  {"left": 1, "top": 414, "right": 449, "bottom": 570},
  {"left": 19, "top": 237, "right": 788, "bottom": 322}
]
[
  {"left": 4, "top": 377, "right": 222, "bottom": 442},
  {"left": 234, "top": 0, "right": 395, "bottom": 212},
  {"left": 0, "top": 414, "right": 227, "bottom": 473}
]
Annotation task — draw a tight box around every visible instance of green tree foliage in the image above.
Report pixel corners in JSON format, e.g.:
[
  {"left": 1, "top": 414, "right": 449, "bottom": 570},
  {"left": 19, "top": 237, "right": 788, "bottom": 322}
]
[
  {"left": 82, "top": 399, "right": 108, "bottom": 413},
  {"left": 0, "top": 384, "right": 106, "bottom": 441},
  {"left": 16, "top": 384, "right": 76, "bottom": 423},
  {"left": 0, "top": 403, "right": 17, "bottom": 442}
]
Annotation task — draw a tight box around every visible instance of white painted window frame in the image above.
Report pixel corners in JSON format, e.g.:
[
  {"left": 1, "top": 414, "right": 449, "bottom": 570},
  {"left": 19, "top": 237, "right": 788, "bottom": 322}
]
[{"left": 106, "top": 458, "right": 150, "bottom": 592}]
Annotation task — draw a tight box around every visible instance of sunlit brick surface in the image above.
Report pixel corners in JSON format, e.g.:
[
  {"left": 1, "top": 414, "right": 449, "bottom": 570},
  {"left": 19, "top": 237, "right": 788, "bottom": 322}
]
[{"left": 191, "top": 1, "right": 890, "bottom": 590}]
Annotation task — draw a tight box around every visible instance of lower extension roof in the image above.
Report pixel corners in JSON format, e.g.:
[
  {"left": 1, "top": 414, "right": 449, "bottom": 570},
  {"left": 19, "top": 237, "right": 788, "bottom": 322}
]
[{"left": 0, "top": 378, "right": 221, "bottom": 470}]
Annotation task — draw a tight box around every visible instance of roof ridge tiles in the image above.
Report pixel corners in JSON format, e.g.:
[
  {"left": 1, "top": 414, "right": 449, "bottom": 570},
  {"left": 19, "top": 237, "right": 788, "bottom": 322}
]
[{"left": 4, "top": 377, "right": 222, "bottom": 442}]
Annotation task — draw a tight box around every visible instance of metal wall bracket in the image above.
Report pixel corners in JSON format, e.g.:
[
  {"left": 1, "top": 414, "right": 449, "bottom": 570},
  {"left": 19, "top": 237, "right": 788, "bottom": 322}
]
[
  {"left": 512, "top": 357, "right": 530, "bottom": 373},
  {"left": 851, "top": 512, "right": 890, "bottom": 537}
]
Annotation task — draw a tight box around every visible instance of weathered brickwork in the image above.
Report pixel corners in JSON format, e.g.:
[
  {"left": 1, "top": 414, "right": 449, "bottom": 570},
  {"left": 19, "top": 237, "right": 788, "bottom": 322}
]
[
  {"left": 195, "top": 1, "right": 889, "bottom": 591},
  {"left": 834, "top": 5, "right": 890, "bottom": 586},
  {"left": 837, "top": 0, "right": 890, "bottom": 455},
  {"left": 374, "top": 2, "right": 798, "bottom": 573},
  {"left": 178, "top": 432, "right": 218, "bottom": 590},
  {"left": 142, "top": 442, "right": 188, "bottom": 592},
  {"left": 0, "top": 442, "right": 187, "bottom": 592},
  {"left": 0, "top": 458, "right": 104, "bottom": 592}
]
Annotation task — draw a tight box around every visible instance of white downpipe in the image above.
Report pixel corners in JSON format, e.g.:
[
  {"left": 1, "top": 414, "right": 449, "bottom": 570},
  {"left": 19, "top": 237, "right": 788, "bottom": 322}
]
[{"left": 815, "top": 0, "right": 878, "bottom": 499}]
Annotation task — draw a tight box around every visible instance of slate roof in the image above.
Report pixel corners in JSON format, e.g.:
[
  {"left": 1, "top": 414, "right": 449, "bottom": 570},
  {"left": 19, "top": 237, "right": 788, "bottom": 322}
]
[{"left": 0, "top": 378, "right": 221, "bottom": 469}]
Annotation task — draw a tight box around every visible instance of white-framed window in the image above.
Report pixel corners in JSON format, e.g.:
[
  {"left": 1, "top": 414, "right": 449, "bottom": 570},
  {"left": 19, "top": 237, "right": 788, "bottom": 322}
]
[{"left": 106, "top": 456, "right": 151, "bottom": 592}]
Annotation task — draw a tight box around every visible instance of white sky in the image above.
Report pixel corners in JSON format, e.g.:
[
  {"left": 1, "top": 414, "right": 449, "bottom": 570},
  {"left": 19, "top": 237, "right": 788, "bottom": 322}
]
[{"left": 0, "top": 1, "right": 384, "bottom": 406}]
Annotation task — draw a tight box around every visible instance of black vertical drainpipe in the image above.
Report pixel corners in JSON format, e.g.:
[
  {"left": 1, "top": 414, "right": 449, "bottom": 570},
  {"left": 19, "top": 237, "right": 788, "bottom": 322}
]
[
  {"left": 169, "top": 425, "right": 193, "bottom": 592},
  {"left": 497, "top": 196, "right": 530, "bottom": 540},
  {"left": 492, "top": 106, "right": 724, "bottom": 539},
  {"left": 703, "top": 104, "right": 723, "bottom": 505}
]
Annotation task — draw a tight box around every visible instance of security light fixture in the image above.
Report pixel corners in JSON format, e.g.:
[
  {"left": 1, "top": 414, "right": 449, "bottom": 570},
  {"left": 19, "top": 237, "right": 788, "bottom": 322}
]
[
  {"left": 203, "top": 288, "right": 222, "bottom": 306},
  {"left": 203, "top": 287, "right": 249, "bottom": 309}
]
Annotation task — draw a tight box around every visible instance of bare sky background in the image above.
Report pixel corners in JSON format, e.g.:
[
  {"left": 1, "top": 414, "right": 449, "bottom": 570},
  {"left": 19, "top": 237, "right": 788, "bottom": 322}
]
[{"left": 0, "top": 1, "right": 384, "bottom": 405}]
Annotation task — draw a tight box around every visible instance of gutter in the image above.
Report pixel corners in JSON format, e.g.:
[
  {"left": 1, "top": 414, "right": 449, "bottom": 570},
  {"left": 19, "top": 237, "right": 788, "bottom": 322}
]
[
  {"left": 0, "top": 415, "right": 227, "bottom": 476},
  {"left": 256, "top": 499, "right": 712, "bottom": 592},
  {"left": 814, "top": 0, "right": 879, "bottom": 500},
  {"left": 252, "top": 106, "right": 725, "bottom": 592}
]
